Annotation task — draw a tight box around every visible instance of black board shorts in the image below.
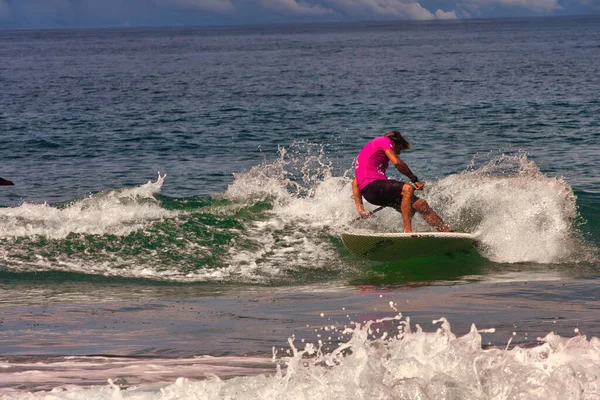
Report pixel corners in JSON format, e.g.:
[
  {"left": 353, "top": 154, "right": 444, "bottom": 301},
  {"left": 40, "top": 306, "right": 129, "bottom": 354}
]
[{"left": 361, "top": 179, "right": 410, "bottom": 209}]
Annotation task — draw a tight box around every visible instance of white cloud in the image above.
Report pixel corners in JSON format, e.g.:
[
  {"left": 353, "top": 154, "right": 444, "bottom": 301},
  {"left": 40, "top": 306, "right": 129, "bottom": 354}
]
[
  {"left": 258, "top": 0, "right": 335, "bottom": 16},
  {"left": 324, "top": 0, "right": 440, "bottom": 19},
  {"left": 154, "top": 0, "right": 235, "bottom": 13},
  {"left": 0, "top": 0, "right": 463, "bottom": 28},
  {"left": 259, "top": 0, "right": 460, "bottom": 21},
  {"left": 460, "top": 0, "right": 561, "bottom": 12},
  {"left": 434, "top": 8, "right": 458, "bottom": 18}
]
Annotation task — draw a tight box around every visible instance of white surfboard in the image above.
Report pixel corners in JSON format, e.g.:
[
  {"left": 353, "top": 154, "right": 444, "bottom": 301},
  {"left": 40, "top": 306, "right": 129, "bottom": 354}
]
[{"left": 341, "top": 231, "right": 477, "bottom": 262}]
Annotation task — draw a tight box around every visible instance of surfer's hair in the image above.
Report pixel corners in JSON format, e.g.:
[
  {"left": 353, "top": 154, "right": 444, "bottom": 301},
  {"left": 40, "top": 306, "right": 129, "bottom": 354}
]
[{"left": 385, "top": 131, "right": 412, "bottom": 150}]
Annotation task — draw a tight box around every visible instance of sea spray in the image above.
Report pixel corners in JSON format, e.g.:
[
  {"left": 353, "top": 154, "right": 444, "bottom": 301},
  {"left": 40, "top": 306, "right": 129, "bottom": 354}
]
[
  {"left": 426, "top": 153, "right": 586, "bottom": 263},
  {"left": 223, "top": 143, "right": 355, "bottom": 280},
  {"left": 6, "top": 314, "right": 600, "bottom": 399}
]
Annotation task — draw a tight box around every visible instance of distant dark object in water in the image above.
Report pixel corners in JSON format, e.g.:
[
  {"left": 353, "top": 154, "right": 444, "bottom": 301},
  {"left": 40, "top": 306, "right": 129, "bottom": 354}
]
[{"left": 0, "top": 176, "right": 14, "bottom": 186}]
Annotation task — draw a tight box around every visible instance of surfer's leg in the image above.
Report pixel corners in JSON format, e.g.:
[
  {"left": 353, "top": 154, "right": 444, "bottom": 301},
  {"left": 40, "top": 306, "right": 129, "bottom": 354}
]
[
  {"left": 364, "top": 180, "right": 417, "bottom": 232},
  {"left": 412, "top": 198, "right": 451, "bottom": 232},
  {"left": 400, "top": 184, "right": 415, "bottom": 232}
]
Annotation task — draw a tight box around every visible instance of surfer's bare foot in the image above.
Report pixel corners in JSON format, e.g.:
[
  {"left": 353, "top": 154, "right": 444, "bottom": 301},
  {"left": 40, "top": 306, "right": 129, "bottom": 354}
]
[
  {"left": 358, "top": 209, "right": 371, "bottom": 219},
  {"left": 437, "top": 225, "right": 451, "bottom": 232}
]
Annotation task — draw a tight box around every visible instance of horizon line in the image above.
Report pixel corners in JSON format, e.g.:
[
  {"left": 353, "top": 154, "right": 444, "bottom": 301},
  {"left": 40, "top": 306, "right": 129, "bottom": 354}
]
[{"left": 1, "top": 13, "right": 599, "bottom": 33}]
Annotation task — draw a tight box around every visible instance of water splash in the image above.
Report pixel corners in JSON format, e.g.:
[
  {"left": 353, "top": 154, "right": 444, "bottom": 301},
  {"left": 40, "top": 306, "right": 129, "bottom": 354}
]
[
  {"left": 7, "top": 314, "right": 600, "bottom": 399},
  {"left": 222, "top": 143, "right": 355, "bottom": 280},
  {"left": 426, "top": 153, "right": 588, "bottom": 263}
]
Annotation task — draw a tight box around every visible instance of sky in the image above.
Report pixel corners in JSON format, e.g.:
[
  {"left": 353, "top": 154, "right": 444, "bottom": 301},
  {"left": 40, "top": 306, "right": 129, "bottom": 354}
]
[{"left": 0, "top": 0, "right": 598, "bottom": 29}]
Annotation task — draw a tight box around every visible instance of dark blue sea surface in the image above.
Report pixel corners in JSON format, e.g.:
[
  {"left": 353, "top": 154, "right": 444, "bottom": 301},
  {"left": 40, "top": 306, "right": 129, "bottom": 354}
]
[
  {"left": 1, "top": 17, "right": 599, "bottom": 203},
  {"left": 0, "top": 16, "right": 599, "bottom": 397}
]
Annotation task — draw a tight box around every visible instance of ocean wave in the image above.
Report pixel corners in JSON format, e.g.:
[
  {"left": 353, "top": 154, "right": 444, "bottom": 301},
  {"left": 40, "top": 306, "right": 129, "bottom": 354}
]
[{"left": 0, "top": 146, "right": 597, "bottom": 283}]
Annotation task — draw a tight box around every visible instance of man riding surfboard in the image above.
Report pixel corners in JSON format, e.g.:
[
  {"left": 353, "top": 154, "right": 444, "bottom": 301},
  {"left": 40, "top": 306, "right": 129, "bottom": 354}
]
[{"left": 352, "top": 131, "right": 450, "bottom": 233}]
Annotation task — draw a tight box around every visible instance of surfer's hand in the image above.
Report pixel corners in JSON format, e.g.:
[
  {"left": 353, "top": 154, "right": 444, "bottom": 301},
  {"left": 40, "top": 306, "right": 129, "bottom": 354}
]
[
  {"left": 414, "top": 181, "right": 425, "bottom": 190},
  {"left": 358, "top": 209, "right": 371, "bottom": 219}
]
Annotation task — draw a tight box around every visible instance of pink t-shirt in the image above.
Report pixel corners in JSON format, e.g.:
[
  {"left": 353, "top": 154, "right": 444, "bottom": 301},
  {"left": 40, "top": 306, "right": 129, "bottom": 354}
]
[{"left": 355, "top": 136, "right": 395, "bottom": 190}]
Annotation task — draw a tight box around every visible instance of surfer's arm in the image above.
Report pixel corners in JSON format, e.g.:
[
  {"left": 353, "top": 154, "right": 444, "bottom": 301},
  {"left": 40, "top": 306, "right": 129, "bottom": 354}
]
[
  {"left": 384, "top": 148, "right": 423, "bottom": 190},
  {"left": 352, "top": 178, "right": 371, "bottom": 218}
]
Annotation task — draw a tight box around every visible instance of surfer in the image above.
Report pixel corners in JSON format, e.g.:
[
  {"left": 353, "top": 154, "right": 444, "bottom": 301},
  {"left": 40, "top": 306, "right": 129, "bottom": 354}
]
[{"left": 352, "top": 131, "right": 450, "bottom": 233}]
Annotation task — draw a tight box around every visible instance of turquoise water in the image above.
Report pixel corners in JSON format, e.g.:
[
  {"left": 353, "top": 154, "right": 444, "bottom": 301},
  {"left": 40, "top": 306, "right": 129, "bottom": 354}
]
[{"left": 0, "top": 17, "right": 599, "bottom": 398}]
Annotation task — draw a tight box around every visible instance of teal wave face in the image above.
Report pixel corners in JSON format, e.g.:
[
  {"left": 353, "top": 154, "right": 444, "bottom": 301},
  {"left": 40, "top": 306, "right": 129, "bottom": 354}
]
[
  {"left": 574, "top": 191, "right": 600, "bottom": 245},
  {"left": 0, "top": 195, "right": 275, "bottom": 282}
]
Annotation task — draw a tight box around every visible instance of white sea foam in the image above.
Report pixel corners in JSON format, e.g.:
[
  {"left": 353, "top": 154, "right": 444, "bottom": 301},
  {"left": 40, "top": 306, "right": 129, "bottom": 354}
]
[
  {"left": 0, "top": 173, "right": 172, "bottom": 240},
  {"left": 4, "top": 314, "right": 600, "bottom": 399},
  {"left": 0, "top": 355, "right": 275, "bottom": 394}
]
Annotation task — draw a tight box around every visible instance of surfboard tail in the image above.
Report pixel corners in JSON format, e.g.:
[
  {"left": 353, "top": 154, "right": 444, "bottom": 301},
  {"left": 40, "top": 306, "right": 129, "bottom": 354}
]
[{"left": 0, "top": 177, "right": 14, "bottom": 186}]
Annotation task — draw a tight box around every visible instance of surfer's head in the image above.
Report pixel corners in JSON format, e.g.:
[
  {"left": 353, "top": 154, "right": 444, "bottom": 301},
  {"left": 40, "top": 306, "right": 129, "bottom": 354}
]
[{"left": 385, "top": 131, "right": 412, "bottom": 151}]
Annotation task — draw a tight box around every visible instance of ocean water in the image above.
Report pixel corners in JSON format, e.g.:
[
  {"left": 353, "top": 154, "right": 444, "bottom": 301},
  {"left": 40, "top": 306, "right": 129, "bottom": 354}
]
[{"left": 0, "top": 16, "right": 599, "bottom": 399}]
